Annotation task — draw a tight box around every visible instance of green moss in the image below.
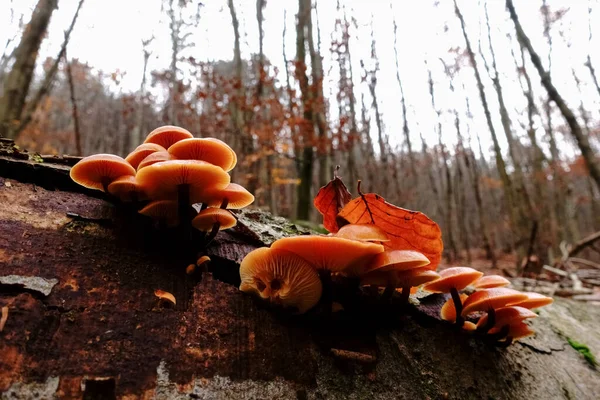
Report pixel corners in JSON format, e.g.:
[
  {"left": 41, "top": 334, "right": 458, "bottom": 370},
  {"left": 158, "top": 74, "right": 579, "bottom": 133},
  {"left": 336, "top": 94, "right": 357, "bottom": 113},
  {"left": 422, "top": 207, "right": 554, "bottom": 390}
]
[
  {"left": 567, "top": 338, "right": 597, "bottom": 367},
  {"left": 29, "top": 153, "right": 44, "bottom": 163}
]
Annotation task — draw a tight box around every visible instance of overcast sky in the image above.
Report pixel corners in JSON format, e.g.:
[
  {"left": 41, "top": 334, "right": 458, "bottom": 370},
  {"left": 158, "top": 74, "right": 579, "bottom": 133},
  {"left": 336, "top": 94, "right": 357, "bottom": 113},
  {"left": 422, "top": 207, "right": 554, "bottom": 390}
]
[{"left": 1, "top": 0, "right": 598, "bottom": 160}]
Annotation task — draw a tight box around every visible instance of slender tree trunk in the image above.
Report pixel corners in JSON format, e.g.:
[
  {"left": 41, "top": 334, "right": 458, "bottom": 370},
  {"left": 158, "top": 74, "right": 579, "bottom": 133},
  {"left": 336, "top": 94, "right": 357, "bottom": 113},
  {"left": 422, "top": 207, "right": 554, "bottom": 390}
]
[
  {"left": 136, "top": 38, "right": 153, "bottom": 147},
  {"left": 455, "top": 0, "right": 521, "bottom": 257},
  {"left": 507, "top": 0, "right": 600, "bottom": 190},
  {"left": 64, "top": 52, "right": 82, "bottom": 156},
  {"left": 0, "top": 0, "right": 59, "bottom": 139},
  {"left": 360, "top": 92, "right": 376, "bottom": 188},
  {"left": 167, "top": 0, "right": 179, "bottom": 126}
]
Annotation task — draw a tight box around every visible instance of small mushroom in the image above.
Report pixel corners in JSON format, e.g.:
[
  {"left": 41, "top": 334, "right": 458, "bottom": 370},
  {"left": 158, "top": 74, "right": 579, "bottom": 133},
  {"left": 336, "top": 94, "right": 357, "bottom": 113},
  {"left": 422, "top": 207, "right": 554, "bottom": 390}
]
[
  {"left": 461, "top": 288, "right": 529, "bottom": 319},
  {"left": 201, "top": 183, "right": 255, "bottom": 209},
  {"left": 239, "top": 247, "right": 322, "bottom": 314},
  {"left": 506, "top": 292, "right": 554, "bottom": 309},
  {"left": 335, "top": 224, "right": 390, "bottom": 243},
  {"left": 108, "top": 175, "right": 146, "bottom": 202},
  {"left": 440, "top": 293, "right": 468, "bottom": 323},
  {"left": 137, "top": 150, "right": 172, "bottom": 170},
  {"left": 422, "top": 267, "right": 483, "bottom": 327},
  {"left": 126, "top": 143, "right": 167, "bottom": 169},
  {"left": 70, "top": 154, "right": 136, "bottom": 193},
  {"left": 139, "top": 200, "right": 181, "bottom": 227},
  {"left": 361, "top": 267, "right": 440, "bottom": 304},
  {"left": 192, "top": 208, "right": 237, "bottom": 246},
  {"left": 494, "top": 321, "right": 535, "bottom": 345},
  {"left": 476, "top": 306, "right": 537, "bottom": 334},
  {"left": 168, "top": 137, "right": 237, "bottom": 172},
  {"left": 144, "top": 125, "right": 193, "bottom": 149},
  {"left": 472, "top": 275, "right": 511, "bottom": 289}
]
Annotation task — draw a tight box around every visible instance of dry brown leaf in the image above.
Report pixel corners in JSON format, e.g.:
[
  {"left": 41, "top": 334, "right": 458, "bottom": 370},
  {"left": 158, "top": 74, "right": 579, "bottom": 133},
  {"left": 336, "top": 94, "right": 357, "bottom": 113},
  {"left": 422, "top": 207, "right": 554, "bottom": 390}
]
[
  {"left": 313, "top": 167, "right": 352, "bottom": 233},
  {"left": 154, "top": 289, "right": 176, "bottom": 305},
  {"left": 337, "top": 183, "right": 443, "bottom": 269}
]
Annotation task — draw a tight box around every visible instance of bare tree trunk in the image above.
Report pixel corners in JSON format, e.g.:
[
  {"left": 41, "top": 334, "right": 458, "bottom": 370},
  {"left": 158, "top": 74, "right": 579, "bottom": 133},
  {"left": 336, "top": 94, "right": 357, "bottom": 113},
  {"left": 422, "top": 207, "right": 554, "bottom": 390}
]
[
  {"left": 135, "top": 38, "right": 153, "bottom": 147},
  {"left": 360, "top": 92, "right": 376, "bottom": 188},
  {"left": 0, "top": 0, "right": 59, "bottom": 139},
  {"left": 295, "top": 0, "right": 315, "bottom": 221},
  {"left": 167, "top": 0, "right": 180, "bottom": 126},
  {"left": 64, "top": 52, "right": 82, "bottom": 156},
  {"left": 455, "top": 0, "right": 521, "bottom": 257},
  {"left": 507, "top": 0, "right": 600, "bottom": 189},
  {"left": 585, "top": 2, "right": 600, "bottom": 100}
]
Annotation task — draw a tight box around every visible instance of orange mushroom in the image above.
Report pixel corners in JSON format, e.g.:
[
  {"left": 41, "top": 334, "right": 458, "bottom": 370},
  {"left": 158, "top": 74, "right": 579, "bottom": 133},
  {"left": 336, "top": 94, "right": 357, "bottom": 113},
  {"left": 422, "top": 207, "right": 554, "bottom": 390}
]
[
  {"left": 361, "top": 267, "right": 440, "bottom": 303},
  {"left": 144, "top": 125, "right": 193, "bottom": 149},
  {"left": 472, "top": 275, "right": 511, "bottom": 289},
  {"left": 137, "top": 150, "right": 172, "bottom": 170},
  {"left": 200, "top": 183, "right": 255, "bottom": 209},
  {"left": 461, "top": 288, "right": 529, "bottom": 332},
  {"left": 335, "top": 224, "right": 390, "bottom": 243},
  {"left": 108, "top": 175, "right": 146, "bottom": 202},
  {"left": 494, "top": 321, "right": 535, "bottom": 345},
  {"left": 422, "top": 267, "right": 483, "bottom": 327},
  {"left": 204, "top": 137, "right": 237, "bottom": 171},
  {"left": 126, "top": 143, "right": 167, "bottom": 169},
  {"left": 139, "top": 200, "right": 181, "bottom": 227},
  {"left": 192, "top": 208, "right": 237, "bottom": 246},
  {"left": 507, "top": 292, "right": 554, "bottom": 309},
  {"left": 440, "top": 293, "right": 469, "bottom": 323},
  {"left": 168, "top": 137, "right": 237, "bottom": 172},
  {"left": 476, "top": 306, "right": 537, "bottom": 333},
  {"left": 70, "top": 154, "right": 136, "bottom": 193},
  {"left": 239, "top": 247, "right": 322, "bottom": 314}
]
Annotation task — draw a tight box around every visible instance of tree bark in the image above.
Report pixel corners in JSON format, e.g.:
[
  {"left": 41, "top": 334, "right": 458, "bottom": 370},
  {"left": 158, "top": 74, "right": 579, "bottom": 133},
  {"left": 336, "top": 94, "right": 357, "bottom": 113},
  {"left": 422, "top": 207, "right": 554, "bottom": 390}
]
[
  {"left": 0, "top": 141, "right": 599, "bottom": 399},
  {"left": 507, "top": 0, "right": 600, "bottom": 190},
  {"left": 0, "top": 0, "right": 59, "bottom": 139}
]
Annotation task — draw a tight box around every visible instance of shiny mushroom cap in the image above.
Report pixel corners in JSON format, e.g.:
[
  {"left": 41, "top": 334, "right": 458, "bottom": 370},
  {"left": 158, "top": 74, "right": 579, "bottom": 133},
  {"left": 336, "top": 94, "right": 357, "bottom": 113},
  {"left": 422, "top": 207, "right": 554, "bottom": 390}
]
[
  {"left": 361, "top": 267, "right": 440, "bottom": 288},
  {"left": 204, "top": 137, "right": 237, "bottom": 170},
  {"left": 422, "top": 267, "right": 484, "bottom": 293},
  {"left": 136, "top": 160, "right": 230, "bottom": 203},
  {"left": 507, "top": 292, "right": 554, "bottom": 309},
  {"left": 239, "top": 247, "right": 322, "bottom": 314},
  {"left": 440, "top": 293, "right": 469, "bottom": 322},
  {"left": 168, "top": 138, "right": 237, "bottom": 172},
  {"left": 472, "top": 275, "right": 511, "bottom": 289},
  {"left": 107, "top": 175, "right": 146, "bottom": 202},
  {"left": 270, "top": 235, "right": 384, "bottom": 274},
  {"left": 144, "top": 125, "right": 194, "bottom": 149},
  {"left": 126, "top": 143, "right": 167, "bottom": 169},
  {"left": 492, "top": 321, "right": 535, "bottom": 340},
  {"left": 192, "top": 208, "right": 237, "bottom": 231},
  {"left": 201, "top": 183, "right": 255, "bottom": 209},
  {"left": 335, "top": 224, "right": 390, "bottom": 242},
  {"left": 70, "top": 154, "right": 136, "bottom": 191},
  {"left": 461, "top": 288, "right": 529, "bottom": 317},
  {"left": 476, "top": 306, "right": 537, "bottom": 330},
  {"left": 139, "top": 200, "right": 180, "bottom": 227},
  {"left": 137, "top": 150, "right": 172, "bottom": 171},
  {"left": 364, "top": 250, "right": 430, "bottom": 273}
]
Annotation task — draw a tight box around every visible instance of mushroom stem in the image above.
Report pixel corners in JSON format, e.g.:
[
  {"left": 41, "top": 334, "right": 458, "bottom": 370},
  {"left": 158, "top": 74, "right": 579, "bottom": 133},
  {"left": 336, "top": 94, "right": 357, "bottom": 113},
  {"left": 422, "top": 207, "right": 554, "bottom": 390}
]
[
  {"left": 318, "top": 269, "right": 333, "bottom": 313},
  {"left": 496, "top": 337, "right": 514, "bottom": 348},
  {"left": 487, "top": 324, "right": 510, "bottom": 343},
  {"left": 178, "top": 183, "right": 191, "bottom": 241},
  {"left": 399, "top": 285, "right": 411, "bottom": 304},
  {"left": 381, "top": 285, "right": 395, "bottom": 301},
  {"left": 476, "top": 307, "right": 496, "bottom": 334},
  {"left": 220, "top": 198, "right": 229, "bottom": 209},
  {"left": 200, "top": 203, "right": 208, "bottom": 211},
  {"left": 450, "top": 287, "right": 464, "bottom": 328},
  {"left": 203, "top": 222, "right": 221, "bottom": 247},
  {"left": 101, "top": 177, "right": 110, "bottom": 194}
]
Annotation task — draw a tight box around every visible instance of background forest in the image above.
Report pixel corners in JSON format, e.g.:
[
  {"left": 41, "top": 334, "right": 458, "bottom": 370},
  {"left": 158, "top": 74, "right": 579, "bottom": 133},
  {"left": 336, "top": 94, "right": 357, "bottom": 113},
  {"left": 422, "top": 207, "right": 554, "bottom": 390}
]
[{"left": 1, "top": 0, "right": 599, "bottom": 274}]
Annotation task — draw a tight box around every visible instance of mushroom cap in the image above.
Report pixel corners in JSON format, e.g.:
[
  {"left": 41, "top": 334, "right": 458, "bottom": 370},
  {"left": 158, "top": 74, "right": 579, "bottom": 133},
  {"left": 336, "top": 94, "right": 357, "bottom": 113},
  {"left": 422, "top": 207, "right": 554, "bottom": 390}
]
[
  {"left": 491, "top": 321, "right": 535, "bottom": 340},
  {"left": 136, "top": 160, "right": 230, "bottom": 203},
  {"left": 270, "top": 235, "right": 384, "bottom": 274},
  {"left": 472, "top": 275, "right": 511, "bottom": 289},
  {"left": 422, "top": 267, "right": 484, "bottom": 293},
  {"left": 168, "top": 138, "right": 237, "bottom": 172},
  {"left": 365, "top": 250, "right": 430, "bottom": 273},
  {"left": 126, "top": 143, "right": 167, "bottom": 169},
  {"left": 507, "top": 292, "right": 554, "bottom": 309},
  {"left": 461, "top": 288, "right": 529, "bottom": 317},
  {"left": 440, "top": 293, "right": 469, "bottom": 322},
  {"left": 139, "top": 200, "right": 180, "bottom": 227},
  {"left": 70, "top": 154, "right": 136, "bottom": 191},
  {"left": 144, "top": 125, "right": 194, "bottom": 149},
  {"left": 335, "top": 224, "right": 390, "bottom": 242},
  {"left": 107, "top": 175, "right": 146, "bottom": 202},
  {"left": 476, "top": 306, "right": 537, "bottom": 330},
  {"left": 361, "top": 267, "right": 440, "bottom": 288},
  {"left": 192, "top": 208, "right": 237, "bottom": 231},
  {"left": 137, "top": 150, "right": 172, "bottom": 171},
  {"left": 239, "top": 247, "right": 322, "bottom": 314},
  {"left": 201, "top": 183, "right": 255, "bottom": 209},
  {"left": 204, "top": 137, "right": 237, "bottom": 170},
  {"left": 462, "top": 321, "right": 477, "bottom": 331}
]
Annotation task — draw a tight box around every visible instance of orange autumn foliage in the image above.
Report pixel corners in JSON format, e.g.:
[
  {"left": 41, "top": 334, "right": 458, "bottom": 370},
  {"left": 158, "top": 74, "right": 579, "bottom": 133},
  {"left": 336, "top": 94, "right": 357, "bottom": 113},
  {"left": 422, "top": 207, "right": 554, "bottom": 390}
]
[{"left": 313, "top": 168, "right": 352, "bottom": 233}]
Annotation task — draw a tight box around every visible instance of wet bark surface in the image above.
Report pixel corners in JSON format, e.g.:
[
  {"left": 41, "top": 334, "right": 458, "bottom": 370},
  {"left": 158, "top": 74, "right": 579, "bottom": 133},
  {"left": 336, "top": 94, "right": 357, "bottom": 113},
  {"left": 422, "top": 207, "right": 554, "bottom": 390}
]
[{"left": 0, "top": 143, "right": 599, "bottom": 399}]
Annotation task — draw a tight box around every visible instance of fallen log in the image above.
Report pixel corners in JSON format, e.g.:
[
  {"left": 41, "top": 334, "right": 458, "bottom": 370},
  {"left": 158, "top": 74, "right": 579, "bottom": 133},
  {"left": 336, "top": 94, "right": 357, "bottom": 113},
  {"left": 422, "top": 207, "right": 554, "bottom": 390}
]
[{"left": 1, "top": 146, "right": 599, "bottom": 399}]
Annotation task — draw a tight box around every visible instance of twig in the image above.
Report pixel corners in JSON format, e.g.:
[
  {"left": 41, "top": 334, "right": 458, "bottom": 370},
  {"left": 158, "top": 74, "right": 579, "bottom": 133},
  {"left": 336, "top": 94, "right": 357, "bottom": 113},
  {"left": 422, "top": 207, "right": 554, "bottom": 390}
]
[
  {"left": 568, "top": 230, "right": 600, "bottom": 258},
  {"left": 543, "top": 264, "right": 568, "bottom": 277},
  {"left": 568, "top": 257, "right": 600, "bottom": 270}
]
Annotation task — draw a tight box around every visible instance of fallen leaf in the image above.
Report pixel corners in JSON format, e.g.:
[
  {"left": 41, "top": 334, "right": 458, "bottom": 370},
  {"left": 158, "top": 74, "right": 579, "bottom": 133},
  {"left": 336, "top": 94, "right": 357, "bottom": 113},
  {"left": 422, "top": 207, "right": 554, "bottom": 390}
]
[
  {"left": 337, "top": 185, "right": 443, "bottom": 269},
  {"left": 0, "top": 306, "right": 8, "bottom": 332},
  {"left": 154, "top": 289, "right": 176, "bottom": 305},
  {"left": 313, "top": 167, "right": 352, "bottom": 233}
]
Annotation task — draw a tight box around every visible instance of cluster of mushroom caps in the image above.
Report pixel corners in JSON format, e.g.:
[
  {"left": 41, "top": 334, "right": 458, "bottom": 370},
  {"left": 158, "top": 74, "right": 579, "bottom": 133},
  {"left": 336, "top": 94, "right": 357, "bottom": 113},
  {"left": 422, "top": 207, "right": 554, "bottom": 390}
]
[
  {"left": 69, "top": 126, "right": 254, "bottom": 239},
  {"left": 239, "top": 224, "right": 553, "bottom": 345}
]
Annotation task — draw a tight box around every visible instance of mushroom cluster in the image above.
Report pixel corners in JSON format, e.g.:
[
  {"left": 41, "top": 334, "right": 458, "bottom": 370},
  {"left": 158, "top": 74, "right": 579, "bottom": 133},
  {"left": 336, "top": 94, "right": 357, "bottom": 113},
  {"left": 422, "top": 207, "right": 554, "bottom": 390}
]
[
  {"left": 70, "top": 125, "right": 254, "bottom": 245},
  {"left": 239, "top": 225, "right": 553, "bottom": 346},
  {"left": 422, "top": 268, "right": 553, "bottom": 345}
]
